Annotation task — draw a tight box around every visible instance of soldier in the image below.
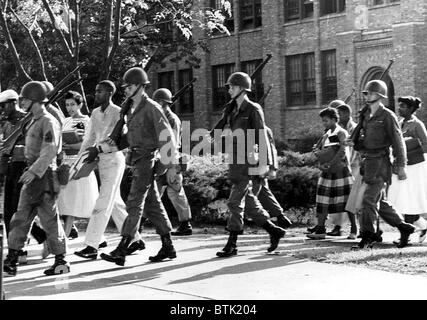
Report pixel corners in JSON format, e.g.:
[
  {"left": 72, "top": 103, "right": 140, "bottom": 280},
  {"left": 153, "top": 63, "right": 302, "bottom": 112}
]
[
  {"left": 151, "top": 88, "right": 193, "bottom": 236},
  {"left": 3, "top": 81, "right": 69, "bottom": 276},
  {"left": 352, "top": 80, "right": 415, "bottom": 249},
  {"left": 74, "top": 80, "right": 143, "bottom": 260},
  {"left": 249, "top": 126, "right": 292, "bottom": 231},
  {"left": 216, "top": 72, "right": 286, "bottom": 258},
  {"left": 100, "top": 67, "right": 178, "bottom": 266},
  {"left": 0, "top": 89, "right": 48, "bottom": 262}
]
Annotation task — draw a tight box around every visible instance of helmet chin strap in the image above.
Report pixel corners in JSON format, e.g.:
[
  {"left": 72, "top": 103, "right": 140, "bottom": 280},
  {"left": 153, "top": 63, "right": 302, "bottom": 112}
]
[{"left": 366, "top": 97, "right": 381, "bottom": 105}]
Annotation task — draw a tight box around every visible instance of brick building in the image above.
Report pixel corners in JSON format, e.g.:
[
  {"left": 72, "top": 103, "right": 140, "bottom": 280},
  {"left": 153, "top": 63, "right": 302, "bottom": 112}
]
[{"left": 149, "top": 0, "right": 427, "bottom": 144}]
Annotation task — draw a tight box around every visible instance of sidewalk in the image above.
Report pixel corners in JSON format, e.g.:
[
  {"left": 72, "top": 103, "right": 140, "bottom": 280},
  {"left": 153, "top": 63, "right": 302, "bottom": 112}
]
[{"left": 3, "top": 230, "right": 427, "bottom": 300}]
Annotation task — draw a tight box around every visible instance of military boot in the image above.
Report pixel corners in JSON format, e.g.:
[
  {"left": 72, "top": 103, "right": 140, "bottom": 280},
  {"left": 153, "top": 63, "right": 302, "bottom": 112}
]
[
  {"left": 3, "top": 249, "right": 19, "bottom": 276},
  {"left": 171, "top": 221, "right": 192, "bottom": 236},
  {"left": 44, "top": 254, "right": 70, "bottom": 276},
  {"left": 126, "top": 239, "right": 146, "bottom": 255},
  {"left": 216, "top": 232, "right": 238, "bottom": 257},
  {"left": 100, "top": 236, "right": 132, "bottom": 266},
  {"left": 396, "top": 222, "right": 416, "bottom": 248},
  {"left": 149, "top": 233, "right": 177, "bottom": 262},
  {"left": 263, "top": 220, "right": 286, "bottom": 252}
]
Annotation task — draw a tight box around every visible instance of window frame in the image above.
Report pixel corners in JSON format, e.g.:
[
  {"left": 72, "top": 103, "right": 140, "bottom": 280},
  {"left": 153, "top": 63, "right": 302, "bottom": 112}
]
[
  {"left": 284, "top": 0, "right": 314, "bottom": 22},
  {"left": 157, "top": 71, "right": 175, "bottom": 94},
  {"left": 210, "top": 0, "right": 235, "bottom": 33},
  {"left": 321, "top": 49, "right": 338, "bottom": 104},
  {"left": 241, "top": 59, "right": 264, "bottom": 103},
  {"left": 286, "top": 52, "right": 316, "bottom": 106},
  {"left": 212, "top": 63, "right": 235, "bottom": 112},
  {"left": 177, "top": 68, "right": 194, "bottom": 115},
  {"left": 319, "top": 0, "right": 346, "bottom": 16},
  {"left": 239, "top": 0, "right": 262, "bottom": 30}
]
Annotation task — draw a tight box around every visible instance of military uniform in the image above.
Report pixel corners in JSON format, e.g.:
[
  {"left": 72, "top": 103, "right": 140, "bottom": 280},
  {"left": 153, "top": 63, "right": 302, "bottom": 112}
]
[
  {"left": 7, "top": 108, "right": 65, "bottom": 255},
  {"left": 1, "top": 110, "right": 47, "bottom": 244}
]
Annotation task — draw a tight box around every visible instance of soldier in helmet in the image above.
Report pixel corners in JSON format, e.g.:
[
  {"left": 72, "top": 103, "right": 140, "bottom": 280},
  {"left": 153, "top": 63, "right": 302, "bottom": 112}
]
[
  {"left": 216, "top": 72, "right": 287, "bottom": 258},
  {"left": 150, "top": 88, "right": 193, "bottom": 236},
  {"left": 351, "top": 79, "right": 415, "bottom": 249},
  {"left": 74, "top": 80, "right": 143, "bottom": 260},
  {"left": 3, "top": 81, "right": 69, "bottom": 276},
  {"left": 0, "top": 89, "right": 48, "bottom": 263},
  {"left": 100, "top": 67, "right": 178, "bottom": 266}
]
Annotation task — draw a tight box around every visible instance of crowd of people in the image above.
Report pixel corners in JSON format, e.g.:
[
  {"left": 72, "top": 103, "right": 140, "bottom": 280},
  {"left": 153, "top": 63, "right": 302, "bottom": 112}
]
[{"left": 0, "top": 66, "right": 425, "bottom": 278}]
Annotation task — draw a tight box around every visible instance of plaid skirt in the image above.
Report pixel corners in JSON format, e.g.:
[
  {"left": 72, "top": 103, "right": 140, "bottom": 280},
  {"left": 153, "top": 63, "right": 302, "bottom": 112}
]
[{"left": 316, "top": 166, "right": 354, "bottom": 215}]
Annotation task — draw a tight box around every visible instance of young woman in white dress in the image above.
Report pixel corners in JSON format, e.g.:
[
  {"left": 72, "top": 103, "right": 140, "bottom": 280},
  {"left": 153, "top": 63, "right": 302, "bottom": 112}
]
[
  {"left": 57, "top": 91, "right": 99, "bottom": 237},
  {"left": 388, "top": 96, "right": 427, "bottom": 243}
]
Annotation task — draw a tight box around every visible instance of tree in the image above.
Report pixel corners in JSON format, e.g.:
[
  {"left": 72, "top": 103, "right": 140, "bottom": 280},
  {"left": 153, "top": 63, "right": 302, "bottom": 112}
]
[{"left": 0, "top": 0, "right": 232, "bottom": 111}]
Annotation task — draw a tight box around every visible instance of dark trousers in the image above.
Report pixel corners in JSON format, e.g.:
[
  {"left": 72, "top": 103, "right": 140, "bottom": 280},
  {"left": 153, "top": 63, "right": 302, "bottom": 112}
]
[
  {"left": 360, "top": 177, "right": 403, "bottom": 234},
  {"left": 250, "top": 177, "right": 284, "bottom": 218},
  {"left": 4, "top": 161, "right": 46, "bottom": 244}
]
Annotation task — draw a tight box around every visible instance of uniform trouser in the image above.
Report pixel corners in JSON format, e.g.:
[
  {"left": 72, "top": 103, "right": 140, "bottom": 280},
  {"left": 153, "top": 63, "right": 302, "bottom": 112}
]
[
  {"left": 84, "top": 152, "right": 140, "bottom": 249},
  {"left": 250, "top": 177, "right": 283, "bottom": 218},
  {"left": 122, "top": 156, "right": 172, "bottom": 237},
  {"left": 4, "top": 161, "right": 46, "bottom": 244},
  {"left": 155, "top": 171, "right": 192, "bottom": 222},
  {"left": 227, "top": 178, "right": 270, "bottom": 233},
  {"left": 8, "top": 184, "right": 66, "bottom": 255},
  {"left": 360, "top": 177, "right": 404, "bottom": 234}
]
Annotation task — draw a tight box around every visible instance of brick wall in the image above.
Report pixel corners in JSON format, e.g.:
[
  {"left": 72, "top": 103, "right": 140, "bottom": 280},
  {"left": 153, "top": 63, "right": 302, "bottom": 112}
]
[{"left": 152, "top": 0, "right": 427, "bottom": 143}]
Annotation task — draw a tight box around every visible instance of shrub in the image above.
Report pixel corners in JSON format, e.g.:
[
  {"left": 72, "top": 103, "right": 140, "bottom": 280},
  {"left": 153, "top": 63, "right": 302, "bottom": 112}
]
[{"left": 279, "top": 150, "right": 318, "bottom": 168}]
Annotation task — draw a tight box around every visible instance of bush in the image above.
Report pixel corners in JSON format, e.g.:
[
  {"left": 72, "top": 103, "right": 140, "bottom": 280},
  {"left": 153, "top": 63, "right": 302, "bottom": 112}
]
[{"left": 182, "top": 152, "right": 320, "bottom": 224}]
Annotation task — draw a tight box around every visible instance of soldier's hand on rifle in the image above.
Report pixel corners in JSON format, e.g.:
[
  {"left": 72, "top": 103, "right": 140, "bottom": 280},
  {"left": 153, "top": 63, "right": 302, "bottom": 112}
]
[
  {"left": 19, "top": 170, "right": 37, "bottom": 184},
  {"left": 84, "top": 146, "right": 99, "bottom": 163}
]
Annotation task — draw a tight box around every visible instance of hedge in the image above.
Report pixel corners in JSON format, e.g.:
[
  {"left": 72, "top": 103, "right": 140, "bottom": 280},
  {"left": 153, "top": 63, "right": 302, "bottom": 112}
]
[{"left": 179, "top": 151, "right": 321, "bottom": 223}]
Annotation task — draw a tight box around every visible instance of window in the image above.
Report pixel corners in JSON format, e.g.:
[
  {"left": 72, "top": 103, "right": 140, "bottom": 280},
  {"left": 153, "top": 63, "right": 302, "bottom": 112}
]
[
  {"left": 284, "top": 0, "right": 313, "bottom": 21},
  {"left": 178, "top": 69, "right": 194, "bottom": 114},
  {"left": 320, "top": 0, "right": 345, "bottom": 15},
  {"left": 158, "top": 71, "right": 175, "bottom": 93},
  {"left": 286, "top": 53, "right": 316, "bottom": 106},
  {"left": 321, "top": 50, "right": 337, "bottom": 104},
  {"left": 211, "top": 0, "right": 234, "bottom": 32},
  {"left": 239, "top": 0, "right": 262, "bottom": 30},
  {"left": 212, "top": 64, "right": 235, "bottom": 111},
  {"left": 241, "top": 60, "right": 264, "bottom": 103}
]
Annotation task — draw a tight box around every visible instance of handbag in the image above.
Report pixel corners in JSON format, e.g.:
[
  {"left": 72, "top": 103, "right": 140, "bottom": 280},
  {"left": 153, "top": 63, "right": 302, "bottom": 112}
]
[{"left": 405, "top": 137, "right": 425, "bottom": 165}]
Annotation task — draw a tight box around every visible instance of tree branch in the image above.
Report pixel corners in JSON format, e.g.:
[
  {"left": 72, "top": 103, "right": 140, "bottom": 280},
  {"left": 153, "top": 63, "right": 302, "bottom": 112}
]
[
  {"left": 67, "top": 0, "right": 74, "bottom": 50},
  {"left": 41, "top": 0, "right": 74, "bottom": 58},
  {"left": 10, "top": 8, "right": 47, "bottom": 80},
  {"left": 100, "top": 0, "right": 113, "bottom": 80},
  {"left": 120, "top": 19, "right": 174, "bottom": 38},
  {"left": 0, "top": 1, "right": 32, "bottom": 81},
  {"left": 103, "top": 0, "right": 121, "bottom": 79},
  {"left": 71, "top": 0, "right": 79, "bottom": 66}
]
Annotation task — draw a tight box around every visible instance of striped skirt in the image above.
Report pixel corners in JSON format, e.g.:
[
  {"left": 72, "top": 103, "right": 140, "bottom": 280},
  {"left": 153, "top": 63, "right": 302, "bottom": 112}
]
[{"left": 316, "top": 167, "right": 354, "bottom": 215}]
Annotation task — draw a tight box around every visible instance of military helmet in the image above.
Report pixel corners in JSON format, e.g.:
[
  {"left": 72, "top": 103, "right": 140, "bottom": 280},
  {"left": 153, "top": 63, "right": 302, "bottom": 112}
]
[
  {"left": 0, "top": 89, "right": 19, "bottom": 103},
  {"left": 41, "top": 81, "right": 54, "bottom": 95},
  {"left": 122, "top": 67, "right": 150, "bottom": 86},
  {"left": 328, "top": 99, "right": 346, "bottom": 109},
  {"left": 153, "top": 88, "right": 173, "bottom": 104},
  {"left": 225, "top": 72, "right": 252, "bottom": 92},
  {"left": 20, "top": 81, "right": 49, "bottom": 103},
  {"left": 362, "top": 80, "right": 387, "bottom": 98}
]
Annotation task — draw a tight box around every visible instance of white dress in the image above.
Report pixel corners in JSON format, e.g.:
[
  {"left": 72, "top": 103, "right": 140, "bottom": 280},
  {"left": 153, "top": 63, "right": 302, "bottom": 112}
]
[
  {"left": 57, "top": 116, "right": 99, "bottom": 218},
  {"left": 388, "top": 116, "right": 427, "bottom": 215}
]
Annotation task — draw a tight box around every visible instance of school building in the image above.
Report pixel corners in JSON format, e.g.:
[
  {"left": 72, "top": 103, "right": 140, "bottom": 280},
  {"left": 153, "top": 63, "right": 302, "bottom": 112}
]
[{"left": 149, "top": 0, "right": 427, "bottom": 143}]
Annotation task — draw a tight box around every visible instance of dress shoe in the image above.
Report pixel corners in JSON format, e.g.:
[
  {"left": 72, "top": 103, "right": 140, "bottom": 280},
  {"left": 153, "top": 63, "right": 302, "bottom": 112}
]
[
  {"left": 327, "top": 225, "right": 342, "bottom": 237},
  {"left": 69, "top": 225, "right": 79, "bottom": 239},
  {"left": 306, "top": 226, "right": 326, "bottom": 240},
  {"left": 74, "top": 246, "right": 98, "bottom": 260},
  {"left": 98, "top": 241, "right": 108, "bottom": 249},
  {"left": 149, "top": 234, "right": 177, "bottom": 262},
  {"left": 126, "top": 240, "right": 146, "bottom": 255}
]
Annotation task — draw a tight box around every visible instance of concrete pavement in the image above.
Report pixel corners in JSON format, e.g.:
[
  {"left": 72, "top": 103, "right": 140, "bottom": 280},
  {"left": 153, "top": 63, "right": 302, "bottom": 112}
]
[{"left": 3, "top": 230, "right": 427, "bottom": 300}]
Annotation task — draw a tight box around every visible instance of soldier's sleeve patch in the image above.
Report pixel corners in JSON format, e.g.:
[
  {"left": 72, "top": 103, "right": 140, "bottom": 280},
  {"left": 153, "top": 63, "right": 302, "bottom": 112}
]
[{"left": 44, "top": 130, "right": 53, "bottom": 143}]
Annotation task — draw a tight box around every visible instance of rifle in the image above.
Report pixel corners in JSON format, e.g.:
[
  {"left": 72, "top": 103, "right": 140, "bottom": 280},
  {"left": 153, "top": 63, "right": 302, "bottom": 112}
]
[
  {"left": 108, "top": 84, "right": 143, "bottom": 150},
  {"left": 0, "top": 66, "right": 84, "bottom": 154},
  {"left": 344, "top": 88, "right": 356, "bottom": 104},
  {"left": 351, "top": 59, "right": 394, "bottom": 150},
  {"left": 258, "top": 85, "right": 273, "bottom": 108},
  {"left": 209, "top": 53, "right": 273, "bottom": 137},
  {"left": 171, "top": 78, "right": 197, "bottom": 105}
]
